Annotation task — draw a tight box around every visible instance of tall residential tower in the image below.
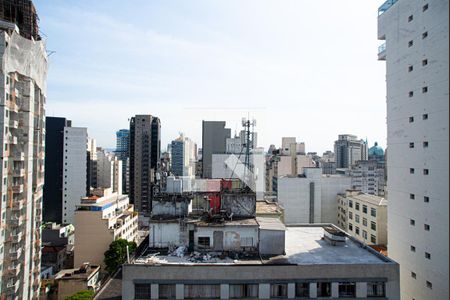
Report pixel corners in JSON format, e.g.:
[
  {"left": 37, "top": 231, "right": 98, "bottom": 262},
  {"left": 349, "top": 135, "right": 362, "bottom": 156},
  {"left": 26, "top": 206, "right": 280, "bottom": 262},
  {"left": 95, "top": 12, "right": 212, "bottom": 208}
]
[{"left": 378, "top": 0, "right": 448, "bottom": 298}]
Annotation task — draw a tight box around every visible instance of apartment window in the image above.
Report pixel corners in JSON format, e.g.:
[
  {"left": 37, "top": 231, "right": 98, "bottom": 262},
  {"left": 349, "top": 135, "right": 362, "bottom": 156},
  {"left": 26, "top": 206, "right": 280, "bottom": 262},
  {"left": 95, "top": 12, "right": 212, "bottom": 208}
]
[
  {"left": 422, "top": 31, "right": 428, "bottom": 39},
  {"left": 410, "top": 219, "right": 415, "bottom": 226},
  {"left": 198, "top": 237, "right": 210, "bottom": 248},
  {"left": 367, "top": 282, "right": 385, "bottom": 297},
  {"left": 362, "top": 205, "right": 367, "bottom": 214},
  {"left": 422, "top": 59, "right": 428, "bottom": 66},
  {"left": 410, "top": 193, "right": 415, "bottom": 200},
  {"left": 409, "top": 116, "right": 414, "bottom": 122},
  {"left": 426, "top": 281, "right": 432, "bottom": 289},
  {"left": 423, "top": 141, "right": 429, "bottom": 148},
  {"left": 355, "top": 202, "right": 360, "bottom": 211},
  {"left": 317, "top": 283, "right": 331, "bottom": 297},
  {"left": 408, "top": 15, "right": 413, "bottom": 22},
  {"left": 424, "top": 224, "right": 430, "bottom": 231},
  {"left": 371, "top": 221, "right": 377, "bottom": 231},
  {"left": 338, "top": 282, "right": 356, "bottom": 298},
  {"left": 423, "top": 169, "right": 429, "bottom": 175},
  {"left": 422, "top": 87, "right": 428, "bottom": 94},
  {"left": 422, "top": 113, "right": 428, "bottom": 120},
  {"left": 423, "top": 3, "right": 429, "bottom": 11},
  {"left": 409, "top": 91, "right": 414, "bottom": 97},
  {"left": 408, "top": 40, "right": 413, "bottom": 47},
  {"left": 363, "top": 218, "right": 368, "bottom": 226},
  {"left": 270, "top": 283, "right": 287, "bottom": 298},
  {"left": 410, "top": 245, "right": 416, "bottom": 252},
  {"left": 355, "top": 214, "right": 360, "bottom": 223},
  {"left": 411, "top": 272, "right": 417, "bottom": 279},
  {"left": 410, "top": 168, "right": 415, "bottom": 174},
  {"left": 424, "top": 196, "right": 430, "bottom": 203},
  {"left": 349, "top": 223, "right": 353, "bottom": 231},
  {"left": 349, "top": 211, "right": 353, "bottom": 219},
  {"left": 355, "top": 227, "right": 360, "bottom": 235},
  {"left": 295, "top": 283, "right": 309, "bottom": 298},
  {"left": 408, "top": 65, "right": 413, "bottom": 72},
  {"left": 409, "top": 142, "right": 414, "bottom": 148},
  {"left": 349, "top": 200, "right": 353, "bottom": 208},
  {"left": 425, "top": 252, "right": 431, "bottom": 259},
  {"left": 362, "top": 230, "right": 368, "bottom": 239},
  {"left": 135, "top": 284, "right": 151, "bottom": 299},
  {"left": 371, "top": 208, "right": 376, "bottom": 217},
  {"left": 370, "top": 235, "right": 376, "bottom": 244}
]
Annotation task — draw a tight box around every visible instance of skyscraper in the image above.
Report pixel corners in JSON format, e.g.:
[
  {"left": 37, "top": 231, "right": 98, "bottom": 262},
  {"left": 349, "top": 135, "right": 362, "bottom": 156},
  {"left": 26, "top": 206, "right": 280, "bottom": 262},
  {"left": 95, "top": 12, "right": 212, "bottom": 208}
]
[
  {"left": 0, "top": 1, "right": 47, "bottom": 297},
  {"left": 115, "top": 129, "right": 129, "bottom": 193},
  {"left": 171, "top": 134, "right": 197, "bottom": 177},
  {"left": 201, "top": 121, "right": 231, "bottom": 178},
  {"left": 129, "top": 115, "right": 161, "bottom": 215},
  {"left": 378, "top": 0, "right": 448, "bottom": 298},
  {"left": 334, "top": 134, "right": 368, "bottom": 169}
]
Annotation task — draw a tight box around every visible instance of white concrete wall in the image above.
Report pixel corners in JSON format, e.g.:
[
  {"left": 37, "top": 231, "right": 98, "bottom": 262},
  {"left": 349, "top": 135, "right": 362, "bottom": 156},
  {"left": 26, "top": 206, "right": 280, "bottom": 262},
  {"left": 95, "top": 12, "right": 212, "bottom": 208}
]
[
  {"left": 62, "top": 127, "right": 87, "bottom": 225},
  {"left": 379, "top": 0, "right": 449, "bottom": 299},
  {"left": 321, "top": 175, "right": 351, "bottom": 225},
  {"left": 195, "top": 225, "right": 258, "bottom": 250},
  {"left": 149, "top": 222, "right": 181, "bottom": 248}
]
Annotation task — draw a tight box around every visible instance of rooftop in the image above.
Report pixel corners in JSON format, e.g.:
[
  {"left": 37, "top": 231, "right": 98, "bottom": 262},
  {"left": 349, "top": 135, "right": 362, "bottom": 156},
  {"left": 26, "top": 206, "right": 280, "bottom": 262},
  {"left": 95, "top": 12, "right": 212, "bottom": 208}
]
[
  {"left": 54, "top": 264, "right": 100, "bottom": 281},
  {"left": 256, "top": 201, "right": 283, "bottom": 215},
  {"left": 345, "top": 191, "right": 387, "bottom": 206},
  {"left": 134, "top": 225, "right": 392, "bottom": 266}
]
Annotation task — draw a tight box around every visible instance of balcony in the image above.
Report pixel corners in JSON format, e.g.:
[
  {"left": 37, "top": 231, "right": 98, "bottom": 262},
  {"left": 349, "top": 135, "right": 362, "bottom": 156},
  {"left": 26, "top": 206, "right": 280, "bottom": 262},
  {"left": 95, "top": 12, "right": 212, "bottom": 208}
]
[
  {"left": 8, "top": 135, "right": 17, "bottom": 145},
  {"left": 12, "top": 232, "right": 23, "bottom": 243},
  {"left": 13, "top": 152, "right": 25, "bottom": 161},
  {"left": 9, "top": 120, "right": 19, "bottom": 129},
  {"left": 9, "top": 247, "right": 22, "bottom": 260},
  {"left": 378, "top": 0, "right": 398, "bottom": 16},
  {"left": 12, "top": 184, "right": 24, "bottom": 194},
  {"left": 378, "top": 43, "right": 386, "bottom": 60},
  {"left": 7, "top": 263, "right": 21, "bottom": 276},
  {"left": 7, "top": 101, "right": 19, "bottom": 113},
  {"left": 13, "top": 168, "right": 25, "bottom": 177},
  {"left": 11, "top": 216, "right": 24, "bottom": 227}
]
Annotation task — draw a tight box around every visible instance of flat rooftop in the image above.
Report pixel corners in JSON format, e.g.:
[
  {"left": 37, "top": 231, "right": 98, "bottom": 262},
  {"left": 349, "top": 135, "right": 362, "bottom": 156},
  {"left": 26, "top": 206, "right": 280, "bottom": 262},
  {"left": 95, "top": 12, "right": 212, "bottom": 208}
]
[{"left": 134, "top": 225, "right": 391, "bottom": 266}]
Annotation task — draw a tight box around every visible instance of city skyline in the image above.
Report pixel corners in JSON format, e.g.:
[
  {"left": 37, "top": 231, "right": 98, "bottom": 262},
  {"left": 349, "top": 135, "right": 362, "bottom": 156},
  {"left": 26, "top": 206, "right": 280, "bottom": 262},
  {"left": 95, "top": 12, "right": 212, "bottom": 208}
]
[{"left": 37, "top": 0, "right": 387, "bottom": 154}]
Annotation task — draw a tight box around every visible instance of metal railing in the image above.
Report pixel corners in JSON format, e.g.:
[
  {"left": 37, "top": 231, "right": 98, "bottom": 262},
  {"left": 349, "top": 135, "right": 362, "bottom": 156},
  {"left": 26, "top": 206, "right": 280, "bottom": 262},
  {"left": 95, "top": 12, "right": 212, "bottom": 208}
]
[{"left": 378, "top": 0, "right": 398, "bottom": 16}]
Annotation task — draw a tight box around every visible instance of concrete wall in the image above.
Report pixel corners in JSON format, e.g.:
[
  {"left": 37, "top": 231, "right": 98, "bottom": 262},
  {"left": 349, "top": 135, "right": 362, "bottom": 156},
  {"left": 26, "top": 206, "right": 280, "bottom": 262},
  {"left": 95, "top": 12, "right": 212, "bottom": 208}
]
[
  {"left": 152, "top": 200, "right": 189, "bottom": 217},
  {"left": 149, "top": 222, "right": 181, "bottom": 248},
  {"left": 320, "top": 175, "right": 351, "bottom": 225},
  {"left": 195, "top": 225, "right": 258, "bottom": 251},
  {"left": 221, "top": 193, "right": 256, "bottom": 218},
  {"left": 259, "top": 229, "right": 285, "bottom": 256}
]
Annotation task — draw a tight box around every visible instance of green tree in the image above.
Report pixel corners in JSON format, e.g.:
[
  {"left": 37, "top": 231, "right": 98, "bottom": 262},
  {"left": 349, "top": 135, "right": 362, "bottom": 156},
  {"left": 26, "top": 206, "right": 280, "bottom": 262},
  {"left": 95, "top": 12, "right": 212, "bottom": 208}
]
[
  {"left": 104, "top": 239, "right": 137, "bottom": 273},
  {"left": 65, "top": 289, "right": 95, "bottom": 300}
]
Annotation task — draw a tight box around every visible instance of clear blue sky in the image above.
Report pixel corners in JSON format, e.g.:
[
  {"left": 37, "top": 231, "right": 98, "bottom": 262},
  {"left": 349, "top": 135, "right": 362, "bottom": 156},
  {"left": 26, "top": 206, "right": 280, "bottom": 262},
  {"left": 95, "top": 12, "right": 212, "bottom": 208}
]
[{"left": 35, "top": 0, "right": 386, "bottom": 153}]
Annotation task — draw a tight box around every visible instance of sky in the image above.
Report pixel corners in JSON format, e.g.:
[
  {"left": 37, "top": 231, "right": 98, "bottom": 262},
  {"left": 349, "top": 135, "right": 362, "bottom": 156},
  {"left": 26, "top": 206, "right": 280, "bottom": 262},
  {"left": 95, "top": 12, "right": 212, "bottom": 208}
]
[{"left": 35, "top": 0, "right": 387, "bottom": 154}]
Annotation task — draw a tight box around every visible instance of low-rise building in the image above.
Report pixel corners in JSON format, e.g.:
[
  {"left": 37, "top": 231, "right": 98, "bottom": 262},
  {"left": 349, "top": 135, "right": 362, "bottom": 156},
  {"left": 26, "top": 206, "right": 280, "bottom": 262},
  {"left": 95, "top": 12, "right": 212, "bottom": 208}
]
[
  {"left": 54, "top": 263, "right": 100, "bottom": 300},
  {"left": 337, "top": 190, "right": 388, "bottom": 246},
  {"left": 123, "top": 225, "right": 399, "bottom": 300},
  {"left": 74, "top": 188, "right": 138, "bottom": 267}
]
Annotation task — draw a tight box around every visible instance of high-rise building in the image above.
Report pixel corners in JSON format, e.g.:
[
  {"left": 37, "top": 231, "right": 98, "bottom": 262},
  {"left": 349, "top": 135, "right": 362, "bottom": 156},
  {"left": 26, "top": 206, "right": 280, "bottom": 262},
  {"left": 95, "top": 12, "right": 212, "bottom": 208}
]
[
  {"left": 96, "top": 148, "right": 122, "bottom": 195},
  {"left": 350, "top": 160, "right": 385, "bottom": 197},
  {"left": 129, "top": 115, "right": 161, "bottom": 215},
  {"left": 86, "top": 137, "right": 97, "bottom": 191},
  {"left": 201, "top": 121, "right": 231, "bottom": 178},
  {"left": 378, "top": 0, "right": 448, "bottom": 298},
  {"left": 115, "top": 129, "right": 129, "bottom": 193},
  {"left": 334, "top": 134, "right": 368, "bottom": 169},
  {"left": 0, "top": 2, "right": 47, "bottom": 297},
  {"left": 170, "top": 134, "right": 197, "bottom": 177}
]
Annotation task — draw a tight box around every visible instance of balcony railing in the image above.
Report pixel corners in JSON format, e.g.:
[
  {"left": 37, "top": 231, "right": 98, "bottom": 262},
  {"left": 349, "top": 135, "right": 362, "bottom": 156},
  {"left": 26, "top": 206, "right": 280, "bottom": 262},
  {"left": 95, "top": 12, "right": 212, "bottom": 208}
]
[{"left": 378, "top": 0, "right": 398, "bottom": 16}]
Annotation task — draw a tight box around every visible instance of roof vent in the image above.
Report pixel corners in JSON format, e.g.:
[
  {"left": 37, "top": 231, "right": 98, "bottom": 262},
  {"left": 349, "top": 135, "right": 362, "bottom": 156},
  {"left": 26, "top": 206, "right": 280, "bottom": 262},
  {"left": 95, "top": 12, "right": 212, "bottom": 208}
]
[{"left": 323, "top": 226, "right": 346, "bottom": 246}]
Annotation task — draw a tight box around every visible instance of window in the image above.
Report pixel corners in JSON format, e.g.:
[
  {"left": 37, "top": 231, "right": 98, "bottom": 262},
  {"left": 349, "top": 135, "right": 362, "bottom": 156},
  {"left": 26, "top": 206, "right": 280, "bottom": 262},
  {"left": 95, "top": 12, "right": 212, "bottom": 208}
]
[
  {"left": 367, "top": 282, "right": 385, "bottom": 297},
  {"left": 198, "top": 237, "right": 210, "bottom": 248},
  {"left": 422, "top": 86, "right": 428, "bottom": 93},
  {"left": 270, "top": 284, "right": 287, "bottom": 298},
  {"left": 424, "top": 196, "right": 430, "bottom": 203},
  {"left": 410, "top": 219, "right": 415, "bottom": 226},
  {"left": 426, "top": 281, "right": 432, "bottom": 289},
  {"left": 410, "top": 168, "right": 415, "bottom": 174},
  {"left": 423, "top": 169, "right": 429, "bottom": 175},
  {"left": 408, "top": 40, "right": 413, "bottom": 47},
  {"left": 408, "top": 65, "right": 413, "bottom": 72},
  {"left": 422, "top": 31, "right": 428, "bottom": 39},
  {"left": 363, "top": 218, "right": 367, "bottom": 226},
  {"left": 349, "top": 223, "right": 353, "bottom": 231},
  {"left": 371, "top": 221, "right": 377, "bottom": 231},
  {"left": 422, "top": 59, "right": 428, "bottom": 66},
  {"left": 422, "top": 113, "right": 428, "bottom": 120},
  {"left": 338, "top": 282, "right": 356, "bottom": 298},
  {"left": 355, "top": 202, "right": 360, "bottom": 211},
  {"left": 409, "top": 116, "right": 414, "bottom": 122},
  {"left": 408, "top": 15, "right": 413, "bottom": 22},
  {"left": 362, "top": 230, "right": 368, "bottom": 239},
  {"left": 355, "top": 215, "right": 360, "bottom": 223},
  {"left": 425, "top": 252, "right": 431, "bottom": 259},
  {"left": 295, "top": 283, "right": 309, "bottom": 298},
  {"left": 371, "top": 208, "right": 377, "bottom": 217},
  {"left": 410, "top": 193, "right": 415, "bottom": 200},
  {"left": 355, "top": 227, "right": 360, "bottom": 235},
  {"left": 362, "top": 205, "right": 367, "bottom": 214},
  {"left": 411, "top": 272, "right": 417, "bottom": 279},
  {"left": 135, "top": 284, "right": 151, "bottom": 300},
  {"left": 184, "top": 284, "right": 220, "bottom": 299},
  {"left": 423, "top": 3, "right": 429, "bottom": 11},
  {"left": 349, "top": 211, "right": 353, "bottom": 219},
  {"left": 423, "top": 141, "right": 429, "bottom": 148},
  {"left": 317, "top": 282, "right": 331, "bottom": 297},
  {"left": 409, "top": 142, "right": 414, "bottom": 148},
  {"left": 424, "top": 224, "right": 430, "bottom": 231},
  {"left": 370, "top": 235, "right": 377, "bottom": 244},
  {"left": 411, "top": 245, "right": 416, "bottom": 252},
  {"left": 159, "top": 284, "right": 176, "bottom": 299},
  {"left": 409, "top": 91, "right": 414, "bottom": 97},
  {"left": 349, "top": 200, "right": 353, "bottom": 208}
]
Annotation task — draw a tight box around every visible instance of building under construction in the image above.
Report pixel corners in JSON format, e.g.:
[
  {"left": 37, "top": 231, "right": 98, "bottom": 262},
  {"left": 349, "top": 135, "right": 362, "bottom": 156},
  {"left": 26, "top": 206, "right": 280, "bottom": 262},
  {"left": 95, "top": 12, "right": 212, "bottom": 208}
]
[{"left": 0, "top": 0, "right": 40, "bottom": 40}]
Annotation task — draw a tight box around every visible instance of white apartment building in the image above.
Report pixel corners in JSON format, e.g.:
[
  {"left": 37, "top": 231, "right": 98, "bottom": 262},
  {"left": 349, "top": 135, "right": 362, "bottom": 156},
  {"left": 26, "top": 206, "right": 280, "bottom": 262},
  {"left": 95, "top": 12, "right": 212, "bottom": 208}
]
[
  {"left": 277, "top": 168, "right": 351, "bottom": 225},
  {"left": 378, "top": 0, "right": 448, "bottom": 298},
  {"left": 337, "top": 191, "right": 387, "bottom": 246},
  {"left": 74, "top": 188, "right": 138, "bottom": 268},
  {"left": 62, "top": 127, "right": 87, "bottom": 225},
  {"left": 171, "top": 135, "right": 197, "bottom": 177},
  {"left": 350, "top": 160, "right": 385, "bottom": 196},
  {"left": 0, "top": 26, "right": 47, "bottom": 299},
  {"left": 96, "top": 149, "right": 122, "bottom": 194}
]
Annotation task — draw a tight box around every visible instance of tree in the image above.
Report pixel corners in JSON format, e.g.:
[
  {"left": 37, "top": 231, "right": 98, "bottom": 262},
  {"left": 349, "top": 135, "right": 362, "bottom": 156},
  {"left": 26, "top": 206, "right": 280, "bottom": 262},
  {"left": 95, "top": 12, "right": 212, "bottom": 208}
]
[
  {"left": 104, "top": 239, "right": 137, "bottom": 274},
  {"left": 65, "top": 289, "right": 95, "bottom": 300}
]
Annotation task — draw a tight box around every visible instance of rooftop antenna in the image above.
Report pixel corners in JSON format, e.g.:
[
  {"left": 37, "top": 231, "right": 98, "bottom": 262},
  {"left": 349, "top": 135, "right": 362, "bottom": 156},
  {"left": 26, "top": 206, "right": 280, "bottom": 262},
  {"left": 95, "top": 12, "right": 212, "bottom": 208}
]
[{"left": 242, "top": 117, "right": 256, "bottom": 189}]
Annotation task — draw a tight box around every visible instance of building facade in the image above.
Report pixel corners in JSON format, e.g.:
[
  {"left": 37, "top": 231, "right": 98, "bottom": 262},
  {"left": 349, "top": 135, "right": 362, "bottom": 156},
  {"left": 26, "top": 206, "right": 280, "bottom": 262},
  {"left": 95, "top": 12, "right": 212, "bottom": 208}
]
[
  {"left": 0, "top": 7, "right": 47, "bottom": 299},
  {"left": 334, "top": 134, "right": 368, "bottom": 169},
  {"left": 378, "top": 0, "right": 449, "bottom": 298},
  {"left": 170, "top": 134, "right": 196, "bottom": 177},
  {"left": 201, "top": 121, "right": 231, "bottom": 178},
  {"left": 350, "top": 160, "right": 385, "bottom": 196},
  {"left": 96, "top": 148, "right": 122, "bottom": 194},
  {"left": 129, "top": 115, "right": 161, "bottom": 215},
  {"left": 115, "top": 129, "right": 129, "bottom": 193}
]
